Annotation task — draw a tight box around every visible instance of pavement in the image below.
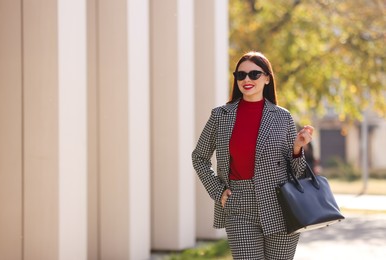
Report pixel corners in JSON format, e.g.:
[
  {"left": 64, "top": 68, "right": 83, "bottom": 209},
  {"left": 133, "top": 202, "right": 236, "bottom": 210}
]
[
  {"left": 334, "top": 194, "right": 386, "bottom": 213},
  {"left": 295, "top": 194, "right": 386, "bottom": 260},
  {"left": 151, "top": 194, "right": 386, "bottom": 260}
]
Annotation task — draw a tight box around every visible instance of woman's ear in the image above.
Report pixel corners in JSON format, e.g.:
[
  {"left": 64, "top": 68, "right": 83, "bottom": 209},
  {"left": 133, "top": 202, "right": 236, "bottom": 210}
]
[{"left": 265, "top": 75, "right": 270, "bottom": 85}]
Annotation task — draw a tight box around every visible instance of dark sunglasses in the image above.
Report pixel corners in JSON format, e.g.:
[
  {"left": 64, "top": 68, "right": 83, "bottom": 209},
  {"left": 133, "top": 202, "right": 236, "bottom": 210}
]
[{"left": 233, "top": 70, "right": 267, "bottom": 81}]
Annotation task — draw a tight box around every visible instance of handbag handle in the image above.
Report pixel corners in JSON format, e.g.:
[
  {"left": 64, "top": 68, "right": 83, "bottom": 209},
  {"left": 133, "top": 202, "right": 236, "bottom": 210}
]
[{"left": 287, "top": 161, "right": 320, "bottom": 193}]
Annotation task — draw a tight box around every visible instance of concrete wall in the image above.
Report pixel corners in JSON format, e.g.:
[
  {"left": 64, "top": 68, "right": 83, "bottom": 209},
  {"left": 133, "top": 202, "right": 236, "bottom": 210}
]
[{"left": 0, "top": 0, "right": 228, "bottom": 259}]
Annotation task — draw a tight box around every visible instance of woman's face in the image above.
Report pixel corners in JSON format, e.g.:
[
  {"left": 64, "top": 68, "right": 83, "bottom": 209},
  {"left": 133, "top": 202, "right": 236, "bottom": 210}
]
[{"left": 236, "top": 60, "right": 269, "bottom": 102}]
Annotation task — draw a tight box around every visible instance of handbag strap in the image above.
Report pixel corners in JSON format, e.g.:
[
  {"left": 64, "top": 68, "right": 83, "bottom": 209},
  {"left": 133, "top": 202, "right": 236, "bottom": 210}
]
[{"left": 286, "top": 160, "right": 320, "bottom": 193}]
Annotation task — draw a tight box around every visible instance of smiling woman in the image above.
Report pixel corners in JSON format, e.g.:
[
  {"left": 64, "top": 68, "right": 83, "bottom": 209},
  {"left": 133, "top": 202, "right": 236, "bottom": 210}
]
[
  {"left": 233, "top": 61, "right": 269, "bottom": 102},
  {"left": 228, "top": 52, "right": 277, "bottom": 104},
  {"left": 192, "top": 51, "right": 314, "bottom": 259}
]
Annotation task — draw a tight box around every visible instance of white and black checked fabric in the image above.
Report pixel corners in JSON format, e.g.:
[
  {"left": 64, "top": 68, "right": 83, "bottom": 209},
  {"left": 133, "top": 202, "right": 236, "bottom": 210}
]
[
  {"left": 192, "top": 98, "right": 306, "bottom": 235},
  {"left": 225, "top": 179, "right": 300, "bottom": 259}
]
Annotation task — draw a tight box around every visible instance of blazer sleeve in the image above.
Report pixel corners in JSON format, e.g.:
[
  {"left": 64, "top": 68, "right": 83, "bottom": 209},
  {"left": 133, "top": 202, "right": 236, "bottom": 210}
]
[
  {"left": 286, "top": 114, "right": 306, "bottom": 178},
  {"left": 192, "top": 108, "right": 226, "bottom": 202}
]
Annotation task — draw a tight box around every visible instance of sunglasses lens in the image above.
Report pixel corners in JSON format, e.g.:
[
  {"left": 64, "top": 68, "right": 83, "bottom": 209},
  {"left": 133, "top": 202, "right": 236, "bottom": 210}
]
[
  {"left": 249, "top": 70, "right": 262, "bottom": 80},
  {"left": 234, "top": 71, "right": 247, "bottom": 80}
]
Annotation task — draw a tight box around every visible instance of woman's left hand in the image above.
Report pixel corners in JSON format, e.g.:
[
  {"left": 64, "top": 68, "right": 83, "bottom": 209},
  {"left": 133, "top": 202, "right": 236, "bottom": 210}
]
[{"left": 293, "top": 125, "right": 314, "bottom": 154}]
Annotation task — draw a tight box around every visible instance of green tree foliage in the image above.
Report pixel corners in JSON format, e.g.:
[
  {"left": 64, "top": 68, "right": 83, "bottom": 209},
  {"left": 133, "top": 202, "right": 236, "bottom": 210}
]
[{"left": 229, "top": 0, "right": 386, "bottom": 122}]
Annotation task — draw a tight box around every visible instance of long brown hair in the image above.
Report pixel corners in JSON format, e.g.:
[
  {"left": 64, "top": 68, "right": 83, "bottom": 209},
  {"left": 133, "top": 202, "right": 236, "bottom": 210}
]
[{"left": 228, "top": 51, "right": 277, "bottom": 105}]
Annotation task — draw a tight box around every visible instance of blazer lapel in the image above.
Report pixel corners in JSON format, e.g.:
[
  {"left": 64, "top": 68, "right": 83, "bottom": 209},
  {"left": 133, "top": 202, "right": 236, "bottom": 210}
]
[
  {"left": 254, "top": 100, "right": 277, "bottom": 163},
  {"left": 217, "top": 100, "right": 239, "bottom": 184}
]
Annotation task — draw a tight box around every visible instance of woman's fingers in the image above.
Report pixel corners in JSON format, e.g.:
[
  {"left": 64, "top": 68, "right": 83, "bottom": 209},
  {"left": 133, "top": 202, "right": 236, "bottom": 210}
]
[
  {"left": 295, "top": 126, "right": 314, "bottom": 146},
  {"left": 221, "top": 189, "right": 232, "bottom": 208},
  {"left": 303, "top": 125, "right": 314, "bottom": 135}
]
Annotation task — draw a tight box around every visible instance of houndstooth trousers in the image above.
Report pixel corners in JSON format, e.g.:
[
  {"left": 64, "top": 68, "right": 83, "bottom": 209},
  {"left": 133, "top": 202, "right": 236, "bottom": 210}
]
[{"left": 224, "top": 179, "right": 300, "bottom": 260}]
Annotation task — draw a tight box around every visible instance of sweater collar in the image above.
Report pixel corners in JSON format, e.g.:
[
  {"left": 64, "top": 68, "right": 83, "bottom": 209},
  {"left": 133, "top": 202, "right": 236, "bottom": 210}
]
[{"left": 221, "top": 98, "right": 277, "bottom": 113}]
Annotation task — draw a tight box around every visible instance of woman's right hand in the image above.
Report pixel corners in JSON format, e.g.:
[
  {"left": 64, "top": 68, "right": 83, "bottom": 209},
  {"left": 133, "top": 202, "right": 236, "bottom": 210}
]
[{"left": 221, "top": 189, "right": 232, "bottom": 208}]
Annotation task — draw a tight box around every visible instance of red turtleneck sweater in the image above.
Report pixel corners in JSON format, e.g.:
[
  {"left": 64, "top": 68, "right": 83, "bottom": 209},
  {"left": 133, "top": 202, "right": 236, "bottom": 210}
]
[{"left": 229, "top": 98, "right": 264, "bottom": 180}]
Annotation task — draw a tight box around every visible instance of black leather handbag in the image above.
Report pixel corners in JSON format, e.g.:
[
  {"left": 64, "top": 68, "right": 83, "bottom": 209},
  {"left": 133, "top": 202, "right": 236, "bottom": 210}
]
[{"left": 276, "top": 161, "right": 345, "bottom": 234}]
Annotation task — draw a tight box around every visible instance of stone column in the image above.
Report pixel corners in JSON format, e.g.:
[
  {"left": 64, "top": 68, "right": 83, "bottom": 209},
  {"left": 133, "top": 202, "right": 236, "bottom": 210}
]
[
  {"left": 151, "top": 0, "right": 196, "bottom": 250},
  {"left": 126, "top": 1, "right": 151, "bottom": 259},
  {"left": 23, "top": 0, "right": 88, "bottom": 259},
  {"left": 23, "top": 0, "right": 60, "bottom": 258},
  {"left": 0, "top": 0, "right": 23, "bottom": 259},
  {"left": 194, "top": 0, "right": 229, "bottom": 239},
  {"left": 88, "top": 0, "right": 151, "bottom": 259},
  {"left": 58, "top": 0, "right": 88, "bottom": 259}
]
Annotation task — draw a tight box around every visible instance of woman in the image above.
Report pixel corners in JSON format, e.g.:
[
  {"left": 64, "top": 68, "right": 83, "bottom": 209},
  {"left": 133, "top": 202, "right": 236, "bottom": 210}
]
[{"left": 192, "top": 51, "right": 313, "bottom": 259}]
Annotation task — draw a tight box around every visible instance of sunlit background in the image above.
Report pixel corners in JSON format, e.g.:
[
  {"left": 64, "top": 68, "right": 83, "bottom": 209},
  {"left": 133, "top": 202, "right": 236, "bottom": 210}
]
[{"left": 0, "top": 0, "right": 385, "bottom": 260}]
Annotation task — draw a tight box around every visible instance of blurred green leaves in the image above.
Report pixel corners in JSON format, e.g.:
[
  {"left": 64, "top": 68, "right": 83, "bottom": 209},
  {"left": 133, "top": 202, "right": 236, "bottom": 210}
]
[{"left": 229, "top": 0, "right": 386, "bottom": 122}]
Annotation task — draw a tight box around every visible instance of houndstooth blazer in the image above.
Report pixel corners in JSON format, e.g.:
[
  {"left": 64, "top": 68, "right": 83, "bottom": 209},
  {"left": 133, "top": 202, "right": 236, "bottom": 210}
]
[{"left": 192, "top": 98, "right": 306, "bottom": 235}]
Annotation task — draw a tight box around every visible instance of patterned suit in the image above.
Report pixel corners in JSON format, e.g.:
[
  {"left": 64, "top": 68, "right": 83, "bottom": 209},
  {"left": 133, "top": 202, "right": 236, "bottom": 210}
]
[{"left": 192, "top": 98, "right": 306, "bottom": 259}]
